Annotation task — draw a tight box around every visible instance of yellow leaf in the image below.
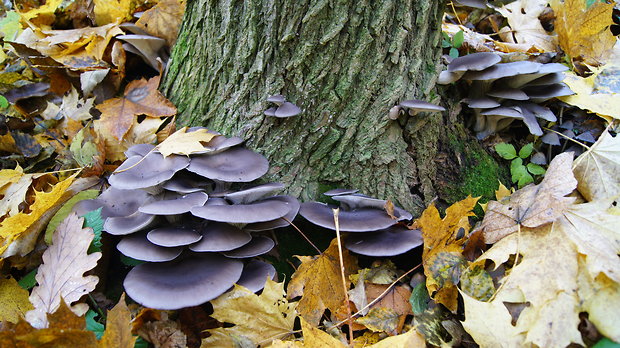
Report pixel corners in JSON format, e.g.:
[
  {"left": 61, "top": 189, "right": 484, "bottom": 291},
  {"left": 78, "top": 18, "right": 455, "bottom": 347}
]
[
  {"left": 559, "top": 70, "right": 620, "bottom": 121},
  {"left": 0, "top": 276, "right": 34, "bottom": 323},
  {"left": 494, "top": 181, "right": 512, "bottom": 200},
  {"left": 17, "top": 0, "right": 63, "bottom": 27},
  {"left": 136, "top": 0, "right": 186, "bottom": 46},
  {"left": 156, "top": 126, "right": 219, "bottom": 157},
  {"left": 299, "top": 317, "right": 347, "bottom": 347},
  {"left": 552, "top": 0, "right": 616, "bottom": 66},
  {"left": 203, "top": 279, "right": 298, "bottom": 347},
  {"left": 287, "top": 238, "right": 358, "bottom": 325},
  {"left": 0, "top": 172, "right": 78, "bottom": 258},
  {"left": 355, "top": 307, "right": 399, "bottom": 333},
  {"left": 573, "top": 130, "right": 620, "bottom": 201},
  {"left": 100, "top": 294, "right": 136, "bottom": 348},
  {"left": 0, "top": 169, "right": 33, "bottom": 218},
  {"left": 367, "top": 327, "right": 426, "bottom": 348},
  {"left": 93, "top": 0, "right": 136, "bottom": 26}
]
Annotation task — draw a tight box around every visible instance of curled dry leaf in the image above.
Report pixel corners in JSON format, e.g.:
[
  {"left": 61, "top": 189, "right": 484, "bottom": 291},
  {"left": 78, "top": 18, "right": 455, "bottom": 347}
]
[
  {"left": 25, "top": 212, "right": 102, "bottom": 329},
  {"left": 156, "top": 127, "right": 219, "bottom": 157}
]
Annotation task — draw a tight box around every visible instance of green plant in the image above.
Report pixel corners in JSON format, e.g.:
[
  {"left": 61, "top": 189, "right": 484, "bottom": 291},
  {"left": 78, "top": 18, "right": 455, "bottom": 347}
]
[
  {"left": 495, "top": 142, "right": 546, "bottom": 188},
  {"left": 442, "top": 30, "right": 464, "bottom": 59}
]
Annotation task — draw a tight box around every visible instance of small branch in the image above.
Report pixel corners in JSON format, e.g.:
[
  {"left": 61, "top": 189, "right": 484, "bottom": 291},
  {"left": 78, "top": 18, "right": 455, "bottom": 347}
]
[
  {"left": 282, "top": 217, "right": 322, "bottom": 255},
  {"left": 333, "top": 208, "right": 353, "bottom": 346}
]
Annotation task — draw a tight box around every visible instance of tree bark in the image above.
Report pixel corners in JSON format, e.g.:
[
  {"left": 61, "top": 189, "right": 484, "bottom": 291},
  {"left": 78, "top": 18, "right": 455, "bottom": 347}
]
[{"left": 162, "top": 0, "right": 505, "bottom": 215}]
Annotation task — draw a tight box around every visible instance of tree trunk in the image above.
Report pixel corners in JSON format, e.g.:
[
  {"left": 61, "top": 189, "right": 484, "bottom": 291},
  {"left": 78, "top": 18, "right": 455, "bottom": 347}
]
[{"left": 162, "top": 0, "right": 506, "bottom": 215}]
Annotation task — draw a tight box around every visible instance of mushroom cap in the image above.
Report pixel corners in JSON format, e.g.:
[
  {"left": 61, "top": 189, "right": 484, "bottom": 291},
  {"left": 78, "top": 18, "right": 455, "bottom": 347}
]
[
  {"left": 224, "top": 182, "right": 285, "bottom": 204},
  {"left": 344, "top": 226, "right": 423, "bottom": 256},
  {"left": 162, "top": 172, "right": 213, "bottom": 193},
  {"left": 117, "top": 233, "right": 182, "bottom": 262},
  {"left": 480, "top": 106, "right": 523, "bottom": 118},
  {"left": 267, "top": 94, "right": 286, "bottom": 104},
  {"left": 189, "top": 222, "right": 251, "bottom": 252},
  {"left": 71, "top": 199, "right": 105, "bottom": 217},
  {"left": 332, "top": 194, "right": 413, "bottom": 221},
  {"left": 486, "top": 88, "right": 529, "bottom": 101},
  {"left": 531, "top": 152, "right": 547, "bottom": 165},
  {"left": 515, "top": 101, "right": 557, "bottom": 122},
  {"left": 465, "top": 61, "right": 542, "bottom": 81},
  {"left": 88, "top": 186, "right": 153, "bottom": 219},
  {"left": 462, "top": 97, "right": 501, "bottom": 109},
  {"left": 104, "top": 210, "right": 157, "bottom": 235},
  {"left": 264, "top": 107, "right": 277, "bottom": 117},
  {"left": 124, "top": 255, "right": 244, "bottom": 310},
  {"left": 437, "top": 70, "right": 465, "bottom": 84},
  {"left": 116, "top": 34, "right": 166, "bottom": 53},
  {"left": 125, "top": 143, "right": 155, "bottom": 157},
  {"left": 147, "top": 226, "right": 203, "bottom": 247},
  {"left": 523, "top": 83, "right": 574, "bottom": 102},
  {"left": 222, "top": 236, "right": 275, "bottom": 258},
  {"left": 274, "top": 102, "right": 301, "bottom": 118},
  {"left": 299, "top": 202, "right": 399, "bottom": 232},
  {"left": 245, "top": 195, "right": 300, "bottom": 231},
  {"left": 109, "top": 153, "right": 190, "bottom": 190},
  {"left": 187, "top": 147, "right": 269, "bottom": 182},
  {"left": 447, "top": 52, "right": 501, "bottom": 73},
  {"left": 323, "top": 188, "right": 360, "bottom": 196},
  {"left": 541, "top": 132, "right": 561, "bottom": 145},
  {"left": 139, "top": 192, "right": 208, "bottom": 215},
  {"left": 523, "top": 72, "right": 565, "bottom": 87},
  {"left": 236, "top": 260, "right": 277, "bottom": 292},
  {"left": 399, "top": 100, "right": 445, "bottom": 112},
  {"left": 188, "top": 135, "right": 245, "bottom": 155},
  {"left": 190, "top": 198, "right": 291, "bottom": 223}
]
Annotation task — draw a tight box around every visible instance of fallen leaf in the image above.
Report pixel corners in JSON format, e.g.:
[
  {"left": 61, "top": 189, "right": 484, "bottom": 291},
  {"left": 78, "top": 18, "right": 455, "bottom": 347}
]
[
  {"left": 414, "top": 196, "right": 478, "bottom": 311},
  {"left": 96, "top": 75, "right": 176, "bottom": 141},
  {"left": 93, "top": 0, "right": 135, "bottom": 26},
  {"left": 287, "top": 238, "right": 358, "bottom": 325},
  {"left": 355, "top": 307, "right": 399, "bottom": 334},
  {"left": 480, "top": 152, "right": 577, "bottom": 243},
  {"left": 96, "top": 115, "right": 167, "bottom": 162},
  {"left": 559, "top": 69, "right": 620, "bottom": 121},
  {"left": 551, "top": 0, "right": 616, "bottom": 67},
  {"left": 100, "top": 294, "right": 136, "bottom": 348},
  {"left": 156, "top": 127, "right": 218, "bottom": 157},
  {"left": 493, "top": 0, "right": 557, "bottom": 52},
  {"left": 136, "top": 0, "right": 186, "bottom": 46},
  {"left": 0, "top": 166, "right": 35, "bottom": 218},
  {"left": 204, "top": 278, "right": 297, "bottom": 347},
  {"left": 44, "top": 189, "right": 100, "bottom": 245},
  {"left": 25, "top": 212, "right": 102, "bottom": 329},
  {"left": 16, "top": 0, "right": 63, "bottom": 27},
  {"left": 573, "top": 130, "right": 620, "bottom": 201},
  {"left": 299, "top": 317, "right": 347, "bottom": 347},
  {"left": 0, "top": 276, "right": 34, "bottom": 323},
  {"left": 366, "top": 327, "right": 426, "bottom": 348}
]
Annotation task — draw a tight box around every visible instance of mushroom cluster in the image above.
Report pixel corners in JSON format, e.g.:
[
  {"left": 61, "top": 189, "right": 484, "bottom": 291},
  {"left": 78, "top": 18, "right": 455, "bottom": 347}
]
[
  {"left": 75, "top": 129, "right": 299, "bottom": 309},
  {"left": 299, "top": 190, "right": 423, "bottom": 257},
  {"left": 264, "top": 94, "right": 301, "bottom": 118},
  {"left": 438, "top": 52, "right": 573, "bottom": 139}
]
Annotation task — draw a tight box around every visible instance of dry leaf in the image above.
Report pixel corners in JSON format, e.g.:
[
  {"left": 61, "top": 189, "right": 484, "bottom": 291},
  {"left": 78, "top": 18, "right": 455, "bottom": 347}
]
[
  {"left": 480, "top": 152, "right": 577, "bottom": 243},
  {"left": 573, "top": 130, "right": 620, "bottom": 201},
  {"left": 26, "top": 212, "right": 102, "bottom": 329},
  {"left": 156, "top": 127, "right": 218, "bottom": 157},
  {"left": 203, "top": 279, "right": 297, "bottom": 347},
  {"left": 96, "top": 75, "right": 176, "bottom": 141},
  {"left": 493, "top": 0, "right": 557, "bottom": 52},
  {"left": 414, "top": 196, "right": 478, "bottom": 311},
  {"left": 366, "top": 327, "right": 426, "bottom": 348},
  {"left": 0, "top": 276, "right": 34, "bottom": 323},
  {"left": 16, "top": 0, "right": 63, "bottom": 27},
  {"left": 552, "top": 0, "right": 616, "bottom": 67},
  {"left": 93, "top": 0, "right": 135, "bottom": 26},
  {"left": 0, "top": 166, "right": 35, "bottom": 218},
  {"left": 559, "top": 65, "right": 620, "bottom": 121},
  {"left": 136, "top": 0, "right": 186, "bottom": 46},
  {"left": 100, "top": 294, "right": 135, "bottom": 348},
  {"left": 356, "top": 307, "right": 400, "bottom": 334},
  {"left": 96, "top": 116, "right": 167, "bottom": 162},
  {"left": 138, "top": 317, "right": 186, "bottom": 348},
  {"left": 287, "top": 238, "right": 358, "bottom": 325}
]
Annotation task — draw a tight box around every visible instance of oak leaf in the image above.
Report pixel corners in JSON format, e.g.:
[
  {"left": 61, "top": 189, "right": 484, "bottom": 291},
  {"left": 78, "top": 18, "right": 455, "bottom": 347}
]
[
  {"left": 26, "top": 212, "right": 102, "bottom": 329},
  {"left": 287, "top": 238, "right": 358, "bottom": 325},
  {"left": 493, "top": 0, "right": 557, "bottom": 52},
  {"left": 203, "top": 279, "right": 297, "bottom": 347},
  {"left": 96, "top": 75, "right": 176, "bottom": 141},
  {"left": 0, "top": 166, "right": 35, "bottom": 218},
  {"left": 573, "top": 130, "right": 620, "bottom": 201},
  {"left": 156, "top": 127, "right": 219, "bottom": 157},
  {"left": 136, "top": 0, "right": 186, "bottom": 46}
]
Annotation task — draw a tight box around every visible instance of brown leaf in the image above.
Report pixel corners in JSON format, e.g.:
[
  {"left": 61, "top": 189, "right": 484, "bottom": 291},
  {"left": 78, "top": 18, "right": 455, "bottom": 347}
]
[
  {"left": 96, "top": 75, "right": 176, "bottom": 140},
  {"left": 25, "top": 212, "right": 102, "bottom": 329},
  {"left": 136, "top": 0, "right": 186, "bottom": 46},
  {"left": 0, "top": 276, "right": 34, "bottom": 323},
  {"left": 100, "top": 294, "right": 136, "bottom": 348},
  {"left": 287, "top": 238, "right": 358, "bottom": 325},
  {"left": 138, "top": 316, "right": 187, "bottom": 348},
  {"left": 480, "top": 152, "right": 577, "bottom": 243}
]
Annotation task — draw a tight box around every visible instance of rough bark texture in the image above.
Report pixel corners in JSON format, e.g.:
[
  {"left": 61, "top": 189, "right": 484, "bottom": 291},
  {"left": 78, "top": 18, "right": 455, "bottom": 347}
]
[{"left": 163, "top": 0, "right": 496, "bottom": 215}]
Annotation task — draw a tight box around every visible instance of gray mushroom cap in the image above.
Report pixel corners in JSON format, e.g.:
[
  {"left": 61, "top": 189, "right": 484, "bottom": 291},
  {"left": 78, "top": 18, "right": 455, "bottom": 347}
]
[
  {"left": 222, "top": 236, "right": 275, "bottom": 258},
  {"left": 124, "top": 255, "right": 244, "bottom": 310},
  {"left": 437, "top": 70, "right": 466, "bottom": 85},
  {"left": 188, "top": 135, "right": 245, "bottom": 155},
  {"left": 162, "top": 172, "right": 212, "bottom": 193},
  {"left": 245, "top": 195, "right": 300, "bottom": 231},
  {"left": 147, "top": 226, "right": 202, "bottom": 247},
  {"left": 344, "top": 226, "right": 423, "bottom": 256},
  {"left": 323, "top": 188, "right": 360, "bottom": 196},
  {"left": 236, "top": 260, "right": 277, "bottom": 292},
  {"left": 515, "top": 101, "right": 557, "bottom": 122},
  {"left": 399, "top": 100, "right": 445, "bottom": 114},
  {"left": 465, "top": 61, "right": 542, "bottom": 81},
  {"left": 125, "top": 143, "right": 155, "bottom": 157},
  {"left": 189, "top": 222, "right": 251, "bottom": 252},
  {"left": 104, "top": 210, "right": 157, "bottom": 235},
  {"left": 299, "top": 202, "right": 400, "bottom": 232},
  {"left": 486, "top": 88, "right": 529, "bottom": 100},
  {"left": 267, "top": 94, "right": 286, "bottom": 104},
  {"left": 463, "top": 98, "right": 501, "bottom": 109},
  {"left": 523, "top": 83, "right": 574, "bottom": 102},
  {"left": 275, "top": 102, "right": 302, "bottom": 118},
  {"left": 117, "top": 233, "right": 182, "bottom": 262},
  {"left": 448, "top": 52, "right": 501, "bottom": 73},
  {"left": 187, "top": 147, "right": 269, "bottom": 182},
  {"left": 332, "top": 194, "right": 413, "bottom": 221},
  {"left": 190, "top": 198, "right": 291, "bottom": 223},
  {"left": 224, "top": 183, "right": 285, "bottom": 204},
  {"left": 109, "top": 152, "right": 189, "bottom": 190},
  {"left": 139, "top": 192, "right": 208, "bottom": 215},
  {"left": 264, "top": 107, "right": 277, "bottom": 117},
  {"left": 77, "top": 186, "right": 153, "bottom": 219}
]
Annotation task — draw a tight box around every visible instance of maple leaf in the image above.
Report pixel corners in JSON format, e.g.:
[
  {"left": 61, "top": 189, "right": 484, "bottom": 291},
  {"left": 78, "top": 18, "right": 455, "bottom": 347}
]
[
  {"left": 136, "top": 0, "right": 186, "bottom": 46},
  {"left": 96, "top": 115, "right": 169, "bottom": 162},
  {"left": 156, "top": 127, "right": 219, "bottom": 157},
  {"left": 573, "top": 130, "right": 620, "bottom": 201},
  {"left": 100, "top": 294, "right": 136, "bottom": 348},
  {"left": 0, "top": 276, "right": 34, "bottom": 323},
  {"left": 480, "top": 152, "right": 577, "bottom": 244},
  {"left": 25, "top": 212, "right": 102, "bottom": 329},
  {"left": 287, "top": 238, "right": 358, "bottom": 325},
  {"left": 551, "top": 0, "right": 616, "bottom": 67},
  {"left": 493, "top": 0, "right": 557, "bottom": 52},
  {"left": 559, "top": 67, "right": 620, "bottom": 121},
  {"left": 414, "top": 196, "right": 478, "bottom": 311},
  {"left": 96, "top": 75, "right": 176, "bottom": 141},
  {"left": 203, "top": 279, "right": 297, "bottom": 347}
]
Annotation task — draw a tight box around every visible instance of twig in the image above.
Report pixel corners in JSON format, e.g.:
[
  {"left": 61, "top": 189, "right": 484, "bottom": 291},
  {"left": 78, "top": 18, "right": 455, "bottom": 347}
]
[
  {"left": 543, "top": 127, "right": 591, "bottom": 151},
  {"left": 333, "top": 208, "right": 353, "bottom": 346},
  {"left": 282, "top": 217, "right": 322, "bottom": 255}
]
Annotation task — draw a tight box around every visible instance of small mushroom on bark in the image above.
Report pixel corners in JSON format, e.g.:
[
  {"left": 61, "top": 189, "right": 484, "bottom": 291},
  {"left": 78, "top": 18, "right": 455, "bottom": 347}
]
[
  {"left": 264, "top": 94, "right": 301, "bottom": 117},
  {"left": 399, "top": 99, "right": 445, "bottom": 116}
]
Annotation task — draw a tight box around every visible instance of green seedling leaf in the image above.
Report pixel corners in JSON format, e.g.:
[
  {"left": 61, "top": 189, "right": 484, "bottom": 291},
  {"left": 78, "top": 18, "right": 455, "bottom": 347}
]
[
  {"left": 0, "top": 95, "right": 8, "bottom": 109},
  {"left": 449, "top": 47, "right": 459, "bottom": 59},
  {"left": 442, "top": 39, "right": 451, "bottom": 48},
  {"left": 85, "top": 309, "right": 105, "bottom": 340},
  {"left": 496, "top": 143, "right": 517, "bottom": 160},
  {"left": 518, "top": 143, "right": 534, "bottom": 159},
  {"left": 517, "top": 171, "right": 534, "bottom": 188},
  {"left": 134, "top": 336, "right": 150, "bottom": 348},
  {"left": 453, "top": 30, "right": 464, "bottom": 48},
  {"left": 18, "top": 268, "right": 38, "bottom": 290},
  {"left": 593, "top": 338, "right": 620, "bottom": 348},
  {"left": 409, "top": 282, "right": 430, "bottom": 315},
  {"left": 84, "top": 207, "right": 104, "bottom": 254},
  {"left": 45, "top": 189, "right": 100, "bottom": 244},
  {"left": 527, "top": 163, "right": 546, "bottom": 176},
  {"left": 70, "top": 128, "right": 99, "bottom": 167},
  {"left": 120, "top": 254, "right": 145, "bottom": 266}
]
